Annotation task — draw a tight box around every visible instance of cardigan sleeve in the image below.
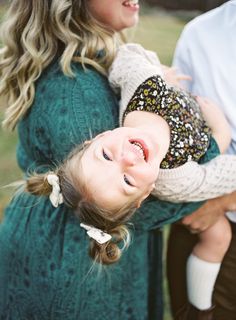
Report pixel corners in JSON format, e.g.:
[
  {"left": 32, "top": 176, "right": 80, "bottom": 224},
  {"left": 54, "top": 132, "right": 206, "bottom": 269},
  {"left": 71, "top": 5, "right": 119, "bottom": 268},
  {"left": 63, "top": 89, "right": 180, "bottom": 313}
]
[
  {"left": 153, "top": 154, "right": 236, "bottom": 202},
  {"left": 108, "top": 43, "right": 163, "bottom": 125}
]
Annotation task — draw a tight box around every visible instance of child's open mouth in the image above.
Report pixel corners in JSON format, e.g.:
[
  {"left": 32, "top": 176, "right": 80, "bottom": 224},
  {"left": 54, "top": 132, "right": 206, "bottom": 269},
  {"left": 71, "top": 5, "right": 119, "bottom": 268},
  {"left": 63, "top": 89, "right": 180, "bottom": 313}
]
[{"left": 129, "top": 139, "right": 149, "bottom": 161}]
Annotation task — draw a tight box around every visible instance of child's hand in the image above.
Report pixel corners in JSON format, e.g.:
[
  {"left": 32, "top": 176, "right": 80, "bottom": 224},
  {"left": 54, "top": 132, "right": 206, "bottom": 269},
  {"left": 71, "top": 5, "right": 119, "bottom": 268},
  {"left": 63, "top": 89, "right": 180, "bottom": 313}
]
[
  {"left": 196, "top": 96, "right": 231, "bottom": 153},
  {"left": 161, "top": 65, "right": 191, "bottom": 89}
]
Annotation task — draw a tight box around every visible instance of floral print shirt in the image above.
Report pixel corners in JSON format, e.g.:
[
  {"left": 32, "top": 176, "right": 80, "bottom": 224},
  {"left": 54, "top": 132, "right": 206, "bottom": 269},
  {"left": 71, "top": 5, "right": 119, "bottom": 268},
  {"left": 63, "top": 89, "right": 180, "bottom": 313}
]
[{"left": 123, "top": 75, "right": 211, "bottom": 169}]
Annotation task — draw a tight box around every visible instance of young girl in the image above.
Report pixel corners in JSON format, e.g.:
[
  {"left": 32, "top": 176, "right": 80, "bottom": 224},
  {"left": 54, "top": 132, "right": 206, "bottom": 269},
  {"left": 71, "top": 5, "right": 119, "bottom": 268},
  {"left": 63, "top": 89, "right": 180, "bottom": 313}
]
[{"left": 22, "top": 43, "right": 236, "bottom": 316}]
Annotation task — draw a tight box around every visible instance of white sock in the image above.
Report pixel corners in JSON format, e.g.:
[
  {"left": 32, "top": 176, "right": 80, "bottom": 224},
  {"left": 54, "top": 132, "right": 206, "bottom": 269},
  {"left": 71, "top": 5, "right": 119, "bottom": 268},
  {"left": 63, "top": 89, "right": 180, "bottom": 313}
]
[{"left": 187, "top": 254, "right": 221, "bottom": 310}]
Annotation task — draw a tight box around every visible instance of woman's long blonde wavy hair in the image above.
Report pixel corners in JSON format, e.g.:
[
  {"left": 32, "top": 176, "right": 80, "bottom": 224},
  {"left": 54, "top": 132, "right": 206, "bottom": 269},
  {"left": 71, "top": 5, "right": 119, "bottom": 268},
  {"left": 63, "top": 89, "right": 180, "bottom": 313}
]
[{"left": 0, "top": 0, "right": 124, "bottom": 131}]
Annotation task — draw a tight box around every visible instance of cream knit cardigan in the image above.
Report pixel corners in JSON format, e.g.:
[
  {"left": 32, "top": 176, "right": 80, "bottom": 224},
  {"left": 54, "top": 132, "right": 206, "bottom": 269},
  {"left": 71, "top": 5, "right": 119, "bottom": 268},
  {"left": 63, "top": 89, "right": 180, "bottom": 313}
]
[{"left": 109, "top": 44, "right": 236, "bottom": 203}]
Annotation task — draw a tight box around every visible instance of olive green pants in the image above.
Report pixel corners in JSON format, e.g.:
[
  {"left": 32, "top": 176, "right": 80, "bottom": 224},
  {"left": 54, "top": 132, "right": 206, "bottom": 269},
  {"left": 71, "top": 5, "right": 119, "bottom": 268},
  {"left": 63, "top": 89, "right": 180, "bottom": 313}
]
[{"left": 167, "top": 222, "right": 236, "bottom": 320}]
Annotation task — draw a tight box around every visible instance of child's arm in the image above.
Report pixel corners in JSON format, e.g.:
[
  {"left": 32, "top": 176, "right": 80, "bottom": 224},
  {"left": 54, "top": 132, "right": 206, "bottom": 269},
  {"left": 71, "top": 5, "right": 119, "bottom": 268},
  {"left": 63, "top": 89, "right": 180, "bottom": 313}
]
[
  {"left": 152, "top": 154, "right": 236, "bottom": 203},
  {"left": 196, "top": 96, "right": 231, "bottom": 153},
  {"left": 109, "top": 43, "right": 163, "bottom": 124}
]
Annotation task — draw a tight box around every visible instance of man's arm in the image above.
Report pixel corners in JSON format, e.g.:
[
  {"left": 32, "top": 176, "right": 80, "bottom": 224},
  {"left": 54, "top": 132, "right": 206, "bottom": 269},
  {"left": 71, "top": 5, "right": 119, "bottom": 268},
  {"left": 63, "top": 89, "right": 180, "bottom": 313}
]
[{"left": 181, "top": 191, "right": 236, "bottom": 233}]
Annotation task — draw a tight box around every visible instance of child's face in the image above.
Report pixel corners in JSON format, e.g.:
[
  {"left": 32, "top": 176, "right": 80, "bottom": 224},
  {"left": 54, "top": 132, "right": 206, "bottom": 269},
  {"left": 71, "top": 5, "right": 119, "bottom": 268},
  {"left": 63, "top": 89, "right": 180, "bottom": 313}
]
[{"left": 78, "top": 127, "right": 162, "bottom": 210}]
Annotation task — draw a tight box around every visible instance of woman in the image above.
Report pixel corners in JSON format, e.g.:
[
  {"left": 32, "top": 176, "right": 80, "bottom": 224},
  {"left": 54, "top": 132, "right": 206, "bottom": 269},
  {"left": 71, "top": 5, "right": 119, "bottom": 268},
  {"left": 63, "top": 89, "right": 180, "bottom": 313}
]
[{"left": 0, "top": 1, "right": 223, "bottom": 319}]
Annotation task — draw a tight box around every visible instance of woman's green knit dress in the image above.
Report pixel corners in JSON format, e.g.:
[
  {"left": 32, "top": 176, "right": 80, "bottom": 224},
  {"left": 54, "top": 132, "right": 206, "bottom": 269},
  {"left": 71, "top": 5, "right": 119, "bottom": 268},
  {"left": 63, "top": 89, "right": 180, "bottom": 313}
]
[{"left": 0, "top": 61, "right": 218, "bottom": 320}]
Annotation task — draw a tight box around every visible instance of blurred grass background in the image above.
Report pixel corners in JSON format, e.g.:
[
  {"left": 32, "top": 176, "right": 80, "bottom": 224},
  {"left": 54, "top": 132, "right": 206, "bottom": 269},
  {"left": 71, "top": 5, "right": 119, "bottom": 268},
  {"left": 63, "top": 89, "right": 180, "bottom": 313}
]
[{"left": 0, "top": 3, "right": 200, "bottom": 319}]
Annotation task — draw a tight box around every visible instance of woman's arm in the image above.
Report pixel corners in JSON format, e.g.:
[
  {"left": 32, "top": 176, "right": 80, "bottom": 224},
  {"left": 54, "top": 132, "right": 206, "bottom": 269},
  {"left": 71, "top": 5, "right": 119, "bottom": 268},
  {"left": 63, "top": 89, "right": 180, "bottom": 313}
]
[
  {"left": 108, "top": 43, "right": 163, "bottom": 124},
  {"left": 153, "top": 154, "right": 236, "bottom": 202}
]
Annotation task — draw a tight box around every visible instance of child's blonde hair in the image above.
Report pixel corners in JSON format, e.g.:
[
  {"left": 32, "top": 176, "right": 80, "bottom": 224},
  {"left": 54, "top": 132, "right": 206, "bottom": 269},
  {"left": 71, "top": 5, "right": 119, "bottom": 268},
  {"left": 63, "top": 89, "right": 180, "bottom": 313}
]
[
  {"left": 0, "top": 0, "right": 123, "bottom": 130},
  {"left": 24, "top": 145, "right": 137, "bottom": 265}
]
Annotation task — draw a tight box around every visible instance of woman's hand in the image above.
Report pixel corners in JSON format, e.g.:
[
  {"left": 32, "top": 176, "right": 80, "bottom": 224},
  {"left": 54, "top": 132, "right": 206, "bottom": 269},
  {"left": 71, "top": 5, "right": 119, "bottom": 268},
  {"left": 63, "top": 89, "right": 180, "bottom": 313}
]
[
  {"left": 161, "top": 65, "right": 191, "bottom": 89},
  {"left": 181, "top": 191, "right": 236, "bottom": 233}
]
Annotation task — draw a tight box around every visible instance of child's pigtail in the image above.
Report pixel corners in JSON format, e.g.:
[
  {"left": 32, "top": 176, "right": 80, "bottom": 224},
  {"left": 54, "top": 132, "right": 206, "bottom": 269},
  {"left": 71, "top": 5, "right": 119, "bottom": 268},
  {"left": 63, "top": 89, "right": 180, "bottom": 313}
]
[
  {"left": 25, "top": 173, "right": 53, "bottom": 196},
  {"left": 79, "top": 200, "right": 137, "bottom": 265},
  {"left": 25, "top": 172, "right": 64, "bottom": 208},
  {"left": 89, "top": 225, "right": 131, "bottom": 265},
  {"left": 22, "top": 143, "right": 137, "bottom": 265}
]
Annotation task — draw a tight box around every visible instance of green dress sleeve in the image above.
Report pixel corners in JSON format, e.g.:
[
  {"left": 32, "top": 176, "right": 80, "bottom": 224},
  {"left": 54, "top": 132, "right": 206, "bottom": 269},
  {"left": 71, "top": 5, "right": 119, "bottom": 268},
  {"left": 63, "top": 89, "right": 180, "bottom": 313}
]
[{"left": 17, "top": 62, "right": 119, "bottom": 171}]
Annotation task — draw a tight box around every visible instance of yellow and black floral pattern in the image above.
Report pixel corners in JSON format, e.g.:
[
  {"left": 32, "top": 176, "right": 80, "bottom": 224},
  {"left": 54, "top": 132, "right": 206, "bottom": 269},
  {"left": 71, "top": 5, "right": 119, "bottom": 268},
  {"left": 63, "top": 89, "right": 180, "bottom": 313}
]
[{"left": 123, "top": 75, "right": 211, "bottom": 169}]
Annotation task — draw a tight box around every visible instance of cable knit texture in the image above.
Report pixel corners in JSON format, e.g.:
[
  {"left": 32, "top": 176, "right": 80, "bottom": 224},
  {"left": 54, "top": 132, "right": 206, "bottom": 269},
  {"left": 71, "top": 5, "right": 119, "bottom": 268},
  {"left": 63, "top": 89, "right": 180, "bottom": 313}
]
[
  {"left": 0, "top": 59, "right": 218, "bottom": 319},
  {"left": 109, "top": 43, "right": 163, "bottom": 124},
  {"left": 155, "top": 154, "right": 236, "bottom": 202}
]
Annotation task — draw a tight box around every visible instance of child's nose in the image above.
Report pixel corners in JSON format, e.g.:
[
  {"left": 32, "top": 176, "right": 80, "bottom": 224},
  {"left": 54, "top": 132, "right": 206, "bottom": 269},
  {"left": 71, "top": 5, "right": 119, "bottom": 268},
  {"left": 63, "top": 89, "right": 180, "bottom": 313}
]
[{"left": 121, "top": 151, "right": 138, "bottom": 167}]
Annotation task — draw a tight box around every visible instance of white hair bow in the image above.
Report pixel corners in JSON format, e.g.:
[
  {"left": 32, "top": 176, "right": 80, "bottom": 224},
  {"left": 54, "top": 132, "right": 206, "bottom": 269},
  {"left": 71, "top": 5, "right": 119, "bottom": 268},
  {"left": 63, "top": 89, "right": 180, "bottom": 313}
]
[
  {"left": 47, "top": 174, "right": 63, "bottom": 208},
  {"left": 80, "top": 223, "right": 112, "bottom": 244}
]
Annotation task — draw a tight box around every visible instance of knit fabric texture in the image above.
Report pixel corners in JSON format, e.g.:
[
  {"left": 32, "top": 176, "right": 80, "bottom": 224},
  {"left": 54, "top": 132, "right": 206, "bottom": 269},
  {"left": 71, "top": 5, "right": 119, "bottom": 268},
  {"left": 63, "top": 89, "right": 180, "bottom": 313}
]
[
  {"left": 0, "top": 59, "right": 218, "bottom": 319},
  {"left": 109, "top": 43, "right": 163, "bottom": 125}
]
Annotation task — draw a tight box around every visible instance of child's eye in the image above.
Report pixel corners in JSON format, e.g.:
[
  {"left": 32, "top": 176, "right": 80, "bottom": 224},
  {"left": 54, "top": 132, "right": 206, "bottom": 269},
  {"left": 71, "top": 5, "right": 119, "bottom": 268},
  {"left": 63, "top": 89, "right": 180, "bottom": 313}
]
[
  {"left": 124, "top": 175, "right": 133, "bottom": 186},
  {"left": 103, "top": 150, "right": 112, "bottom": 161}
]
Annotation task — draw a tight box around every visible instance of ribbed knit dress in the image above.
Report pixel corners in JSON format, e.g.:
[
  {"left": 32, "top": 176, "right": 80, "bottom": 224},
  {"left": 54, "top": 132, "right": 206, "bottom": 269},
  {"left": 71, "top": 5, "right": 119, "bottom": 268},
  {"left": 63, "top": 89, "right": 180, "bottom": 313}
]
[{"left": 0, "top": 60, "right": 218, "bottom": 320}]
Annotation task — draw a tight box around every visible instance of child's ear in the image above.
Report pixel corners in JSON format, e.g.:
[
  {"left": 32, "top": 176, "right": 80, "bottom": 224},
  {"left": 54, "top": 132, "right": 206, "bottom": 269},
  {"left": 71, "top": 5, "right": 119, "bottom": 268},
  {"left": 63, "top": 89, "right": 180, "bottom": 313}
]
[
  {"left": 136, "top": 184, "right": 155, "bottom": 208},
  {"left": 136, "top": 200, "right": 142, "bottom": 208},
  {"left": 83, "top": 131, "right": 111, "bottom": 147},
  {"left": 135, "top": 194, "right": 150, "bottom": 208},
  {"left": 84, "top": 140, "right": 91, "bottom": 146},
  {"left": 136, "top": 197, "right": 147, "bottom": 208}
]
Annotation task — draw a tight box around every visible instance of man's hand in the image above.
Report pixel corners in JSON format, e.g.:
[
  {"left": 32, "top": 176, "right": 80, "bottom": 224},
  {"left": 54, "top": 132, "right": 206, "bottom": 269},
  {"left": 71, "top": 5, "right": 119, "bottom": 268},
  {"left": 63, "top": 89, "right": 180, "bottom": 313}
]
[
  {"left": 181, "top": 191, "right": 236, "bottom": 233},
  {"left": 161, "top": 65, "right": 191, "bottom": 89}
]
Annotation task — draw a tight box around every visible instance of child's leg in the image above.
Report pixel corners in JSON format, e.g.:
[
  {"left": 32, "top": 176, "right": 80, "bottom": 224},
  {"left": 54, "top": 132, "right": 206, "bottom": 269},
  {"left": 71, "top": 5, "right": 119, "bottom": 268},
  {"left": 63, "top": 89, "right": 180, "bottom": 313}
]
[{"left": 186, "top": 216, "right": 231, "bottom": 310}]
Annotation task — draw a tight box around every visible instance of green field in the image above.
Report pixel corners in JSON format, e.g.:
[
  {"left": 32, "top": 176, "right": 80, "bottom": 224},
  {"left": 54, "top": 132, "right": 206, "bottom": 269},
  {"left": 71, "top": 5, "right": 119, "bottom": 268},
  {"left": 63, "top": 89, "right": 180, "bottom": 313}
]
[{"left": 0, "top": 5, "right": 199, "bottom": 319}]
